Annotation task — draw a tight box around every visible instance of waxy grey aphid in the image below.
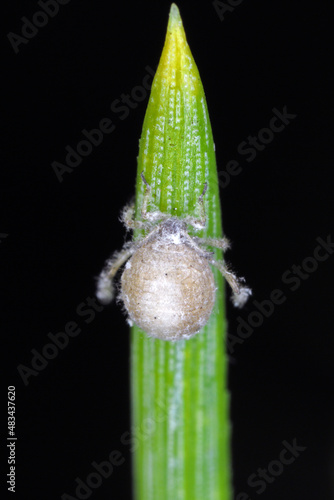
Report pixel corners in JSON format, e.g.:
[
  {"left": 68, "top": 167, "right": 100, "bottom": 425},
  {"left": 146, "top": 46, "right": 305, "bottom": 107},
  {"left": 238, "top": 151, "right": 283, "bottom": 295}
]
[{"left": 96, "top": 173, "right": 251, "bottom": 341}]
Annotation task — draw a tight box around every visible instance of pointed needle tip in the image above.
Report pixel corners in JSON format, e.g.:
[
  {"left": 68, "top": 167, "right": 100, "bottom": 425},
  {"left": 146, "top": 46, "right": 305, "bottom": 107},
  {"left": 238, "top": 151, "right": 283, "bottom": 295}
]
[{"left": 169, "top": 3, "right": 181, "bottom": 25}]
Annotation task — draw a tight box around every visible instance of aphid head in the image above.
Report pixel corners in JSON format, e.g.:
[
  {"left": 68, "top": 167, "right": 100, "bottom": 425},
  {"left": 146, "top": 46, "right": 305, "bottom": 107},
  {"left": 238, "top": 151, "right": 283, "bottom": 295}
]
[{"left": 158, "top": 218, "right": 187, "bottom": 239}]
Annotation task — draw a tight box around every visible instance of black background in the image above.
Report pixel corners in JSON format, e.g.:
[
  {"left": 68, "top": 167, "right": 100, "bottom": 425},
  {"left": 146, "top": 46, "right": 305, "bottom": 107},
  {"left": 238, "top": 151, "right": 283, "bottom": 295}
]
[{"left": 2, "top": 1, "right": 334, "bottom": 499}]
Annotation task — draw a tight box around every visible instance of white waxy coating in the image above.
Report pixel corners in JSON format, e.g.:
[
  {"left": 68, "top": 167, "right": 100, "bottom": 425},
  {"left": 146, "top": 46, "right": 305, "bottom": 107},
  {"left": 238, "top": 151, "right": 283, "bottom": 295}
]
[{"left": 120, "top": 237, "right": 216, "bottom": 341}]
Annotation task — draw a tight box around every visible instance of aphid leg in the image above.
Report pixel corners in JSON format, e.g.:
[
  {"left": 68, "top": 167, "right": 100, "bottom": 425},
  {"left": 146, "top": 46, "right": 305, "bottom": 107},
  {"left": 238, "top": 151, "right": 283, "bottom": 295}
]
[
  {"left": 96, "top": 245, "right": 136, "bottom": 305},
  {"left": 184, "top": 182, "right": 207, "bottom": 230},
  {"left": 121, "top": 203, "right": 148, "bottom": 230},
  {"left": 196, "top": 236, "right": 231, "bottom": 252},
  {"left": 210, "top": 258, "right": 252, "bottom": 308},
  {"left": 198, "top": 181, "right": 208, "bottom": 225},
  {"left": 140, "top": 172, "right": 169, "bottom": 222},
  {"left": 181, "top": 231, "right": 213, "bottom": 258}
]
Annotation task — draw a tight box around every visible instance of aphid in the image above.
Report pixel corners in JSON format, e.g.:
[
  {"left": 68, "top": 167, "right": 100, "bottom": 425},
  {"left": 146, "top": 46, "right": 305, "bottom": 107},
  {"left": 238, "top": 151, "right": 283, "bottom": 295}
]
[{"left": 96, "top": 173, "right": 251, "bottom": 341}]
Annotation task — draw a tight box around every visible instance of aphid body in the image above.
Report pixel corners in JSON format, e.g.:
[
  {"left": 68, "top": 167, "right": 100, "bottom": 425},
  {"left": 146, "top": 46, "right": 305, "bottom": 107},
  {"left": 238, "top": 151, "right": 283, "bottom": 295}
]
[
  {"left": 96, "top": 174, "right": 251, "bottom": 341},
  {"left": 121, "top": 218, "right": 216, "bottom": 341}
]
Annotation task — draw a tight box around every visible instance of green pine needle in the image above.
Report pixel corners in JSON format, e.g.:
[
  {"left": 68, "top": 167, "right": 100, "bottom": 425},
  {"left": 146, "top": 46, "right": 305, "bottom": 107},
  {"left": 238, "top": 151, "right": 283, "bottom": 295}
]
[{"left": 130, "top": 4, "right": 232, "bottom": 499}]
